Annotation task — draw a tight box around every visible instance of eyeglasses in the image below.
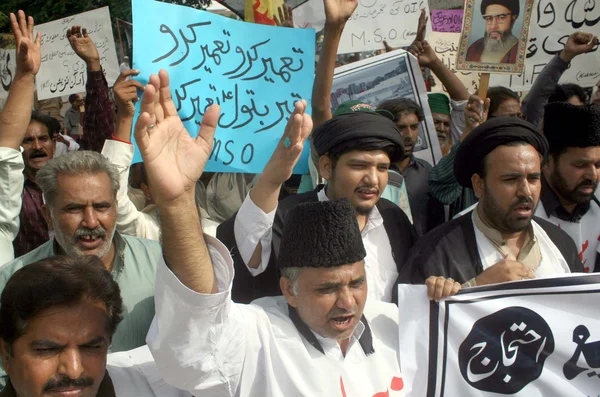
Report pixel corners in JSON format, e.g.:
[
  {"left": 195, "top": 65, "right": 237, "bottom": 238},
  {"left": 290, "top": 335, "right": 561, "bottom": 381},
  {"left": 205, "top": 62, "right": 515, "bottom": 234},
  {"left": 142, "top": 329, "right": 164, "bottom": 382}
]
[{"left": 482, "top": 13, "right": 512, "bottom": 23}]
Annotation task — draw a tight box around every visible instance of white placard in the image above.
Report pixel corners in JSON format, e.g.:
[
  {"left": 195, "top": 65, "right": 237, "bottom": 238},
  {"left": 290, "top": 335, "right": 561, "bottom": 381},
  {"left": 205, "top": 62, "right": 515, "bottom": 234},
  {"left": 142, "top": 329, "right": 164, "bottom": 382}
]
[
  {"left": 429, "top": 31, "right": 481, "bottom": 94},
  {"left": 35, "top": 7, "right": 119, "bottom": 100},
  {"left": 397, "top": 274, "right": 600, "bottom": 396},
  {"left": 294, "top": 0, "right": 430, "bottom": 54},
  {"left": 0, "top": 49, "right": 16, "bottom": 100},
  {"left": 0, "top": 34, "right": 17, "bottom": 108},
  {"left": 490, "top": 0, "right": 600, "bottom": 91}
]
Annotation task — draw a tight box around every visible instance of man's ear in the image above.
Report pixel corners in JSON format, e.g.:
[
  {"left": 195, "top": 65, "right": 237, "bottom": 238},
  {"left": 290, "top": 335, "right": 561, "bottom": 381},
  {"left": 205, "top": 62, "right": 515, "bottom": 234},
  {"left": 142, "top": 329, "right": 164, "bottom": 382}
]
[
  {"left": 319, "top": 155, "right": 333, "bottom": 181},
  {"left": 472, "top": 173, "right": 485, "bottom": 199},
  {"left": 280, "top": 277, "right": 298, "bottom": 308},
  {"left": 0, "top": 339, "right": 12, "bottom": 372},
  {"left": 543, "top": 154, "right": 556, "bottom": 175},
  {"left": 41, "top": 204, "right": 53, "bottom": 231}
]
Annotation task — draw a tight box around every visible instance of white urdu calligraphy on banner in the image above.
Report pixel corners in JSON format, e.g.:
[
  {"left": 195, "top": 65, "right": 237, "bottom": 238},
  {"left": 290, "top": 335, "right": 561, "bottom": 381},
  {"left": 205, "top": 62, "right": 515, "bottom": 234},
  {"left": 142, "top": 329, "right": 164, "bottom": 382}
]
[{"left": 398, "top": 274, "right": 600, "bottom": 396}]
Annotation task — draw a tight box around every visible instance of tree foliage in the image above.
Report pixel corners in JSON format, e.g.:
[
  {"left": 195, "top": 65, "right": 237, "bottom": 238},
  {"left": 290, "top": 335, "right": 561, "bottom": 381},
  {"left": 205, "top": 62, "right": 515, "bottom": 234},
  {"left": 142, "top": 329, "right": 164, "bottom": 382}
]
[{"left": 0, "top": 0, "right": 211, "bottom": 32}]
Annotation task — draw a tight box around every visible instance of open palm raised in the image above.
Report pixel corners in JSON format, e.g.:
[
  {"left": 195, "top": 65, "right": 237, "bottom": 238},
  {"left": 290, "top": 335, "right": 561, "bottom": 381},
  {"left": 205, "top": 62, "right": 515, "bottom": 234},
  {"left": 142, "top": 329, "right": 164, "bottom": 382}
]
[
  {"left": 134, "top": 69, "right": 220, "bottom": 205},
  {"left": 10, "top": 11, "right": 41, "bottom": 76}
]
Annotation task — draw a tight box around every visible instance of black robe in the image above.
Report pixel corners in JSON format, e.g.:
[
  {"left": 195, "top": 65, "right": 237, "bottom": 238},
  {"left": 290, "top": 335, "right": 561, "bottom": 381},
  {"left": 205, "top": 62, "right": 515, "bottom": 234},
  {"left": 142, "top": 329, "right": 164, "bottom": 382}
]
[
  {"left": 217, "top": 186, "right": 418, "bottom": 303},
  {"left": 394, "top": 211, "right": 584, "bottom": 303}
]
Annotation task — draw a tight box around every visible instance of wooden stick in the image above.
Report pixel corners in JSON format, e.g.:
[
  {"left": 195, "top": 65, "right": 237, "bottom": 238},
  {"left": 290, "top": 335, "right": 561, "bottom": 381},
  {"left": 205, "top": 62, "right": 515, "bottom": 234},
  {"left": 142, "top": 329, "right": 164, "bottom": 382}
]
[{"left": 479, "top": 73, "right": 491, "bottom": 100}]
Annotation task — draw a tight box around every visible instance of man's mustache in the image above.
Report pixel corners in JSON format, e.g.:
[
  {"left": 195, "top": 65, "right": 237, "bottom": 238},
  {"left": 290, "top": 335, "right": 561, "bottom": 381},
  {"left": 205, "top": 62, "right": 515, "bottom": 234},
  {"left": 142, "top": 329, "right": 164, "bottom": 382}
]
[
  {"left": 43, "top": 375, "right": 93, "bottom": 392},
  {"left": 74, "top": 227, "right": 107, "bottom": 240}
]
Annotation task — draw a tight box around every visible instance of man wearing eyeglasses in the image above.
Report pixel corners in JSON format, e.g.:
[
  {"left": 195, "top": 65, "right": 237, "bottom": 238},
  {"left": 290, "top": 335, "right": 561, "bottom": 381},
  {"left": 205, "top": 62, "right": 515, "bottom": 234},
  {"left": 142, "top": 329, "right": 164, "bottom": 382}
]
[{"left": 466, "top": 0, "right": 520, "bottom": 63}]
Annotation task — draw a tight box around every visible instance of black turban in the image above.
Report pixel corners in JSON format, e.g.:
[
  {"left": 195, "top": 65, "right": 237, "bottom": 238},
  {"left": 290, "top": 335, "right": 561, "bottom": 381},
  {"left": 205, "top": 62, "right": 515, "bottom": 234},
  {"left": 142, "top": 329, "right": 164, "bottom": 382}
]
[
  {"left": 481, "top": 0, "right": 519, "bottom": 16},
  {"left": 543, "top": 102, "right": 600, "bottom": 154},
  {"left": 312, "top": 112, "right": 405, "bottom": 163},
  {"left": 277, "top": 199, "right": 366, "bottom": 269},
  {"left": 455, "top": 117, "right": 549, "bottom": 188}
]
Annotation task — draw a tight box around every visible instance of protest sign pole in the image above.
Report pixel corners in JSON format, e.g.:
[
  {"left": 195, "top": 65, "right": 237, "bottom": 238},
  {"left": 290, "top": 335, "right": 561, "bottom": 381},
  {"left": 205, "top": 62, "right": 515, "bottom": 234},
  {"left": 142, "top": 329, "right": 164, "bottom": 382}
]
[
  {"left": 116, "top": 18, "right": 125, "bottom": 61},
  {"left": 478, "top": 73, "right": 490, "bottom": 101}
]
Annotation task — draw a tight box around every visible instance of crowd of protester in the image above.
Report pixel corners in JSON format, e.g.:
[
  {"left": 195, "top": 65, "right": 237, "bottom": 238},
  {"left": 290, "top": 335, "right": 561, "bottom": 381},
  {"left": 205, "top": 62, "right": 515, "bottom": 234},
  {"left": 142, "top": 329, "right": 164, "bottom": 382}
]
[{"left": 0, "top": 0, "right": 599, "bottom": 395}]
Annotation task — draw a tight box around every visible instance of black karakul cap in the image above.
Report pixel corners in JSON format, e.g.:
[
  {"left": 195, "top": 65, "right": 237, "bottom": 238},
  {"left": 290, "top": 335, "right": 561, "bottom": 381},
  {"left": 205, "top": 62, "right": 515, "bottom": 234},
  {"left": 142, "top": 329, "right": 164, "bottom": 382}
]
[
  {"left": 544, "top": 102, "right": 600, "bottom": 153},
  {"left": 277, "top": 199, "right": 366, "bottom": 269}
]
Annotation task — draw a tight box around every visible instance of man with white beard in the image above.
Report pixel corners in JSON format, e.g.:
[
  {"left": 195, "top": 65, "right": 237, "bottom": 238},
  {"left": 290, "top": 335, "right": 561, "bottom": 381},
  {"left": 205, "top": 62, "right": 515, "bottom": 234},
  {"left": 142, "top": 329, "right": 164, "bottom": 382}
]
[
  {"left": 466, "top": 0, "right": 520, "bottom": 63},
  {"left": 0, "top": 150, "right": 162, "bottom": 355}
]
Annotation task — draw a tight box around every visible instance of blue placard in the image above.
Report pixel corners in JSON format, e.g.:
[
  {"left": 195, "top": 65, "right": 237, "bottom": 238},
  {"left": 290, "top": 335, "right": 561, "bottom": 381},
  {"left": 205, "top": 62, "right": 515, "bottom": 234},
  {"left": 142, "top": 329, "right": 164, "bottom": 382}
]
[{"left": 132, "top": 0, "right": 315, "bottom": 173}]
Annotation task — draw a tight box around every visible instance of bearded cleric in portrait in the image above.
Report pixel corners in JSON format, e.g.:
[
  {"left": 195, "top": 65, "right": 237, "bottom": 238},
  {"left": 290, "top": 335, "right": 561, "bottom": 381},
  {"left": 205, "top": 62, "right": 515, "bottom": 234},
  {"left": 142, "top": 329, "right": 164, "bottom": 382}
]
[{"left": 466, "top": 0, "right": 520, "bottom": 64}]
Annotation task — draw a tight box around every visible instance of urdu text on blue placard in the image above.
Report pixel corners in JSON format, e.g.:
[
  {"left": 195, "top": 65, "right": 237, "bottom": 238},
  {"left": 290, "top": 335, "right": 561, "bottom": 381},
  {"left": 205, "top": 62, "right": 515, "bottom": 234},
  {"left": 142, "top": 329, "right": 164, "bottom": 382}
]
[{"left": 132, "top": 0, "right": 315, "bottom": 173}]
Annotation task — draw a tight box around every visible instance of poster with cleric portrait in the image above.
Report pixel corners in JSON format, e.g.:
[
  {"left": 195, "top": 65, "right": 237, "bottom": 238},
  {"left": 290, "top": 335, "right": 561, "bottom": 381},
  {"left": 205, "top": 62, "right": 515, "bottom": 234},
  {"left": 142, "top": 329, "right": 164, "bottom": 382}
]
[
  {"left": 330, "top": 50, "right": 442, "bottom": 166},
  {"left": 397, "top": 274, "right": 600, "bottom": 396},
  {"left": 456, "top": 0, "right": 535, "bottom": 73}
]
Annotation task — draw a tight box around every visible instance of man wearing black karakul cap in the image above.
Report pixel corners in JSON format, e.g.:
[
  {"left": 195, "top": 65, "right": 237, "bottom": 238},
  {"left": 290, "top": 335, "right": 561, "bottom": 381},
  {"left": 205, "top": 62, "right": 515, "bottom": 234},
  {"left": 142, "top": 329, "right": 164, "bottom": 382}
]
[
  {"left": 150, "top": 197, "right": 460, "bottom": 396},
  {"left": 466, "top": 0, "right": 520, "bottom": 63},
  {"left": 225, "top": 110, "right": 418, "bottom": 303},
  {"left": 400, "top": 116, "right": 583, "bottom": 294},
  {"left": 536, "top": 103, "right": 600, "bottom": 272}
]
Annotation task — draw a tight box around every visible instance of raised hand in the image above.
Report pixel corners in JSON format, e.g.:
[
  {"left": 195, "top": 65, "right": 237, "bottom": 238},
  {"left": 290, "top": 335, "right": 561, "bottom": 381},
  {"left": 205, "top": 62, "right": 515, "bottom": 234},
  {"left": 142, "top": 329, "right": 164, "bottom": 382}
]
[
  {"left": 415, "top": 8, "right": 428, "bottom": 42},
  {"left": 408, "top": 10, "right": 438, "bottom": 67},
  {"left": 67, "top": 25, "right": 101, "bottom": 71},
  {"left": 134, "top": 69, "right": 219, "bottom": 205},
  {"left": 261, "top": 100, "right": 312, "bottom": 185},
  {"left": 274, "top": 4, "right": 294, "bottom": 28},
  {"left": 561, "top": 32, "right": 598, "bottom": 63},
  {"left": 462, "top": 94, "right": 490, "bottom": 140},
  {"left": 410, "top": 40, "right": 439, "bottom": 67},
  {"left": 10, "top": 11, "right": 41, "bottom": 76},
  {"left": 114, "top": 69, "right": 145, "bottom": 118},
  {"left": 324, "top": 0, "right": 358, "bottom": 27}
]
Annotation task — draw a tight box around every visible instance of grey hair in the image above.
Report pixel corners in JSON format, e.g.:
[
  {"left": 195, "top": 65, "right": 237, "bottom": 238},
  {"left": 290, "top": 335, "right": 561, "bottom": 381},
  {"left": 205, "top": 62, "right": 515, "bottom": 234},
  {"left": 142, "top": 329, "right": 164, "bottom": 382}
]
[
  {"left": 37, "top": 151, "right": 120, "bottom": 208},
  {"left": 280, "top": 267, "right": 302, "bottom": 295}
]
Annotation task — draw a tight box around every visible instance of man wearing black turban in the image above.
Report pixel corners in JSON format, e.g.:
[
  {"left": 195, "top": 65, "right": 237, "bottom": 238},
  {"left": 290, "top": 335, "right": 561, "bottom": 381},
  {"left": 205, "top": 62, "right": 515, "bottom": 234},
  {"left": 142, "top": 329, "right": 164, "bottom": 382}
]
[
  {"left": 536, "top": 103, "right": 600, "bottom": 272},
  {"left": 220, "top": 109, "right": 418, "bottom": 304},
  {"left": 466, "top": 0, "right": 520, "bottom": 64},
  {"left": 396, "top": 117, "right": 582, "bottom": 299}
]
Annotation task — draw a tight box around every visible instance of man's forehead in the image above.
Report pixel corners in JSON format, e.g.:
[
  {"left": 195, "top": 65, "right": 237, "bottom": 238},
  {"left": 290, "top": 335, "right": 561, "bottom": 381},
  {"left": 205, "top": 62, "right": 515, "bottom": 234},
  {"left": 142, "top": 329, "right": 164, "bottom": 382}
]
[
  {"left": 19, "top": 301, "right": 110, "bottom": 344},
  {"left": 485, "top": 4, "right": 511, "bottom": 13},
  {"left": 487, "top": 144, "right": 541, "bottom": 170},
  {"left": 25, "top": 121, "right": 49, "bottom": 138},
  {"left": 432, "top": 112, "right": 451, "bottom": 121},
  {"left": 562, "top": 146, "right": 600, "bottom": 162},
  {"left": 341, "top": 150, "right": 390, "bottom": 163},
  {"left": 395, "top": 111, "right": 419, "bottom": 124},
  {"left": 55, "top": 172, "right": 114, "bottom": 200},
  {"left": 301, "top": 262, "right": 365, "bottom": 282}
]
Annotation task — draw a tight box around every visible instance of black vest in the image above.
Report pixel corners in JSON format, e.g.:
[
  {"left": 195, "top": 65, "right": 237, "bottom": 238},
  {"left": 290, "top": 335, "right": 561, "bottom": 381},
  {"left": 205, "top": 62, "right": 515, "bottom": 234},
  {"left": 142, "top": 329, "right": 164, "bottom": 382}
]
[{"left": 217, "top": 187, "right": 418, "bottom": 303}]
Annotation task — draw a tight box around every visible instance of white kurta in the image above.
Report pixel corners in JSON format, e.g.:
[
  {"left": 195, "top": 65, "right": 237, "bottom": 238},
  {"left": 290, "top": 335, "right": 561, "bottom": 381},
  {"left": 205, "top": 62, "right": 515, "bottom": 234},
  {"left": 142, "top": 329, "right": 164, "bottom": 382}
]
[
  {"left": 147, "top": 236, "right": 406, "bottom": 397},
  {"left": 535, "top": 201, "right": 600, "bottom": 272},
  {"left": 473, "top": 210, "right": 571, "bottom": 277},
  {"left": 0, "top": 148, "right": 24, "bottom": 266},
  {"left": 107, "top": 345, "right": 191, "bottom": 397}
]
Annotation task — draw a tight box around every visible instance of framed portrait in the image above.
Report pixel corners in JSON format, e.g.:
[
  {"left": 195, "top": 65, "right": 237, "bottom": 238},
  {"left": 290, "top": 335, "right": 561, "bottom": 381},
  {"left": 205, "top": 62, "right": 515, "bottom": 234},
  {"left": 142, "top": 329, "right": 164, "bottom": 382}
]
[
  {"left": 331, "top": 50, "right": 443, "bottom": 166},
  {"left": 456, "top": 0, "right": 535, "bottom": 73}
]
